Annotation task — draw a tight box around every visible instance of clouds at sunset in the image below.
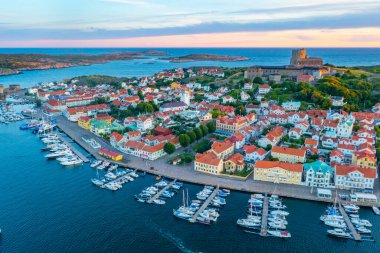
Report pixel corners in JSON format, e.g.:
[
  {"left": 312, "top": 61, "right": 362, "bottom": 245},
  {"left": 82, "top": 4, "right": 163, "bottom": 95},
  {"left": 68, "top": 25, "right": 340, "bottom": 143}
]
[{"left": 0, "top": 0, "right": 379, "bottom": 47}]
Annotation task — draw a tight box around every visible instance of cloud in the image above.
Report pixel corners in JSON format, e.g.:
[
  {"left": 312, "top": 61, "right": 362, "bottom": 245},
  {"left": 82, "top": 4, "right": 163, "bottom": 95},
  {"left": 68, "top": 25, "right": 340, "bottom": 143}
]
[{"left": 102, "top": 0, "right": 161, "bottom": 8}]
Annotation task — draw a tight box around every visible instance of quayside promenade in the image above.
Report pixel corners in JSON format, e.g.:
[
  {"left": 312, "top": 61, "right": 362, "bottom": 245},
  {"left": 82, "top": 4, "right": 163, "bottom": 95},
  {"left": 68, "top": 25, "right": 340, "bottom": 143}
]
[{"left": 56, "top": 116, "right": 380, "bottom": 207}]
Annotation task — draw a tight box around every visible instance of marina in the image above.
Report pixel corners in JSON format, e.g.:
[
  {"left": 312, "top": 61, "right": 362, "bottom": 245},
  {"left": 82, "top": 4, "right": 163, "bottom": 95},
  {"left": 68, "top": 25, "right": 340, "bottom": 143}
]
[
  {"left": 260, "top": 195, "right": 269, "bottom": 237},
  {"left": 147, "top": 179, "right": 177, "bottom": 204},
  {"left": 338, "top": 201, "right": 361, "bottom": 241},
  {"left": 190, "top": 186, "right": 219, "bottom": 223},
  {"left": 56, "top": 135, "right": 90, "bottom": 163}
]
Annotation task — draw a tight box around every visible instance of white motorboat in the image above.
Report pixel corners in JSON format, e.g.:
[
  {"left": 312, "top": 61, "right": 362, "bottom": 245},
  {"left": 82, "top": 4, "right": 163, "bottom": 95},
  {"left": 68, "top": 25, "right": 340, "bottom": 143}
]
[
  {"left": 105, "top": 172, "right": 117, "bottom": 180},
  {"left": 153, "top": 199, "right": 166, "bottom": 205},
  {"left": 269, "top": 221, "right": 286, "bottom": 230},
  {"left": 327, "top": 228, "right": 351, "bottom": 238},
  {"left": 324, "top": 220, "right": 346, "bottom": 229},
  {"left": 270, "top": 210, "right": 289, "bottom": 216},
  {"left": 372, "top": 206, "right": 380, "bottom": 215},
  {"left": 237, "top": 218, "right": 261, "bottom": 229},
  {"left": 320, "top": 215, "right": 343, "bottom": 222},
  {"left": 90, "top": 160, "right": 102, "bottom": 168},
  {"left": 129, "top": 171, "right": 139, "bottom": 178},
  {"left": 91, "top": 179, "right": 104, "bottom": 187},
  {"left": 356, "top": 226, "right": 371, "bottom": 234},
  {"left": 267, "top": 230, "right": 291, "bottom": 238},
  {"left": 45, "top": 149, "right": 72, "bottom": 158},
  {"left": 155, "top": 180, "right": 168, "bottom": 188},
  {"left": 61, "top": 158, "right": 83, "bottom": 166},
  {"left": 351, "top": 218, "right": 372, "bottom": 227}
]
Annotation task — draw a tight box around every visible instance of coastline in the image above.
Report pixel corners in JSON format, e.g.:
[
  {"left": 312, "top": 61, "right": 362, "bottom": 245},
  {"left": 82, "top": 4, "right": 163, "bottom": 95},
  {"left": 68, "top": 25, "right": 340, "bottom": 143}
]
[{"left": 55, "top": 116, "right": 380, "bottom": 208}]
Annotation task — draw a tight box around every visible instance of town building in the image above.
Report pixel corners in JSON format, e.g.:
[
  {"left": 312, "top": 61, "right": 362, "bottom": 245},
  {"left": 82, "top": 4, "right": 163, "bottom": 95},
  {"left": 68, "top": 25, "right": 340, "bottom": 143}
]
[
  {"left": 271, "top": 146, "right": 306, "bottom": 164},
  {"left": 303, "top": 160, "right": 333, "bottom": 188},
  {"left": 254, "top": 161, "right": 303, "bottom": 185},
  {"left": 334, "top": 165, "right": 376, "bottom": 192},
  {"left": 194, "top": 152, "right": 223, "bottom": 175}
]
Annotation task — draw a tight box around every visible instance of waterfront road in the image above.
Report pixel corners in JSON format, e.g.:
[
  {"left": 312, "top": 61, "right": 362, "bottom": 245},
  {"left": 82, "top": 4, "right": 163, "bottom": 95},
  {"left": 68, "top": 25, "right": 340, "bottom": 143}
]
[{"left": 56, "top": 116, "right": 380, "bottom": 207}]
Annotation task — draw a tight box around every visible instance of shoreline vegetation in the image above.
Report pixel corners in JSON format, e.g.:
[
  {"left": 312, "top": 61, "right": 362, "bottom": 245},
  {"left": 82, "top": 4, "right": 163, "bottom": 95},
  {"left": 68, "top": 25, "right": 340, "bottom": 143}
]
[
  {"left": 0, "top": 52, "right": 249, "bottom": 76},
  {"left": 0, "top": 50, "right": 166, "bottom": 76}
]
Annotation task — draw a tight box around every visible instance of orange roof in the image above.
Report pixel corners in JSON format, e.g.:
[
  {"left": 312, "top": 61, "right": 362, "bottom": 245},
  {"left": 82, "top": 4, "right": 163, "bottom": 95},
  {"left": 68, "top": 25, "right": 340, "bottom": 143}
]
[
  {"left": 335, "top": 165, "right": 376, "bottom": 178},
  {"left": 227, "top": 153, "right": 244, "bottom": 165},
  {"left": 353, "top": 151, "right": 376, "bottom": 162},
  {"left": 127, "top": 130, "right": 141, "bottom": 137},
  {"left": 330, "top": 149, "right": 343, "bottom": 158},
  {"left": 110, "top": 132, "right": 123, "bottom": 142},
  {"left": 254, "top": 161, "right": 303, "bottom": 172},
  {"left": 305, "top": 138, "right": 318, "bottom": 146},
  {"left": 211, "top": 140, "right": 233, "bottom": 154},
  {"left": 272, "top": 146, "right": 306, "bottom": 157},
  {"left": 195, "top": 152, "right": 222, "bottom": 166}
]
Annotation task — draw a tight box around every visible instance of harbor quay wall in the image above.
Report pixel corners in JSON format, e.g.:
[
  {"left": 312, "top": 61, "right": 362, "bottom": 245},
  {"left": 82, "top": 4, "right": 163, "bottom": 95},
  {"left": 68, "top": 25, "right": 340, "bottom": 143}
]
[{"left": 55, "top": 117, "right": 380, "bottom": 208}]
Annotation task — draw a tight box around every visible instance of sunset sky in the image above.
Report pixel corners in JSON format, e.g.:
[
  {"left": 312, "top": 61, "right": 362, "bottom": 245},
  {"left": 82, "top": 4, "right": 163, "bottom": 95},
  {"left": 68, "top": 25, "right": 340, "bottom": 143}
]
[{"left": 1, "top": 0, "right": 380, "bottom": 47}]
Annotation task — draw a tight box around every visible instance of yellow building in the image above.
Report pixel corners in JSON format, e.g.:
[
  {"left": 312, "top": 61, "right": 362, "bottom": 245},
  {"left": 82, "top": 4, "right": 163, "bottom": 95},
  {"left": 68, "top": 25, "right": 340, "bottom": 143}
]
[
  {"left": 224, "top": 153, "right": 245, "bottom": 172},
  {"left": 194, "top": 153, "right": 223, "bottom": 175},
  {"left": 216, "top": 116, "right": 248, "bottom": 134},
  {"left": 254, "top": 161, "right": 303, "bottom": 185},
  {"left": 170, "top": 82, "right": 181, "bottom": 89},
  {"left": 352, "top": 151, "right": 377, "bottom": 170},
  {"left": 271, "top": 146, "right": 306, "bottom": 164},
  {"left": 78, "top": 116, "right": 91, "bottom": 130}
]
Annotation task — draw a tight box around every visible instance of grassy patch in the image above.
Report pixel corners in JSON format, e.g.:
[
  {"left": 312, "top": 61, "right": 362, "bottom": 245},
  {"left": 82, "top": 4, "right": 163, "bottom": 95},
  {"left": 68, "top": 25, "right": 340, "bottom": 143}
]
[{"left": 192, "top": 140, "right": 212, "bottom": 153}]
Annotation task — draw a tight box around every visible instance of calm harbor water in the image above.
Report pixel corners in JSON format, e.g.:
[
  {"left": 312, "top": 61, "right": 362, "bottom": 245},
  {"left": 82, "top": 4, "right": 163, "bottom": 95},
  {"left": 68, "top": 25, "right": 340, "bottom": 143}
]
[
  {"left": 1, "top": 48, "right": 380, "bottom": 87},
  {"left": 0, "top": 122, "right": 379, "bottom": 253}
]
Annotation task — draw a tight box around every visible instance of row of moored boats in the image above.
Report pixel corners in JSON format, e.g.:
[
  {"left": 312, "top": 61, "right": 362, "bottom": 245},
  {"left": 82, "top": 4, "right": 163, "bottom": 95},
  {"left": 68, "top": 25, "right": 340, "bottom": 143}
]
[
  {"left": 237, "top": 194, "right": 291, "bottom": 238},
  {"left": 173, "top": 186, "right": 230, "bottom": 225},
  {"left": 40, "top": 133, "right": 84, "bottom": 166},
  {"left": 135, "top": 180, "right": 183, "bottom": 205}
]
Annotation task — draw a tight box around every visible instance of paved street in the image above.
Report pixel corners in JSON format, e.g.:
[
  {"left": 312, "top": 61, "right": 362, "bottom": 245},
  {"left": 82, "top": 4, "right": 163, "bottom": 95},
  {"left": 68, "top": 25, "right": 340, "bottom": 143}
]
[{"left": 56, "top": 116, "right": 380, "bottom": 207}]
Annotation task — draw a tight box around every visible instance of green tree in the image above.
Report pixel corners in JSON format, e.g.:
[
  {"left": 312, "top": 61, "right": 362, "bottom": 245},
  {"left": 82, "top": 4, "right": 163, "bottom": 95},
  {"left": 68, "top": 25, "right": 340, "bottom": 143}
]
[
  {"left": 206, "top": 121, "right": 216, "bottom": 133},
  {"left": 164, "top": 142, "right": 176, "bottom": 154},
  {"left": 186, "top": 130, "right": 197, "bottom": 143},
  {"left": 235, "top": 105, "right": 247, "bottom": 115},
  {"left": 253, "top": 77, "right": 264, "bottom": 84},
  {"left": 179, "top": 134, "right": 191, "bottom": 147},
  {"left": 194, "top": 127, "right": 203, "bottom": 140},
  {"left": 35, "top": 99, "right": 42, "bottom": 108},
  {"left": 199, "top": 124, "right": 209, "bottom": 136},
  {"left": 210, "top": 109, "right": 226, "bottom": 119}
]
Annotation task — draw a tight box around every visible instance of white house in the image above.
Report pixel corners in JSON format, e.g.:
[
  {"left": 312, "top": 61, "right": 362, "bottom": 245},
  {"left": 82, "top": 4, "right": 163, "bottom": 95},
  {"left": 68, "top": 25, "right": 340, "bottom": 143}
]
[
  {"left": 243, "top": 145, "right": 267, "bottom": 162},
  {"left": 304, "top": 160, "right": 333, "bottom": 188},
  {"left": 334, "top": 165, "right": 376, "bottom": 191}
]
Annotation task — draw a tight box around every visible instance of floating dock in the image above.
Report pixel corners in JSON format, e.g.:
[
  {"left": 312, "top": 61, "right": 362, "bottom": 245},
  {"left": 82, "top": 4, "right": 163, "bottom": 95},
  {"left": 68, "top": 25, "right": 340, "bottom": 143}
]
[
  {"left": 190, "top": 186, "right": 219, "bottom": 223},
  {"left": 57, "top": 135, "right": 90, "bottom": 163},
  {"left": 147, "top": 179, "right": 177, "bottom": 204},
  {"left": 338, "top": 201, "right": 361, "bottom": 241},
  {"left": 260, "top": 194, "right": 269, "bottom": 236}
]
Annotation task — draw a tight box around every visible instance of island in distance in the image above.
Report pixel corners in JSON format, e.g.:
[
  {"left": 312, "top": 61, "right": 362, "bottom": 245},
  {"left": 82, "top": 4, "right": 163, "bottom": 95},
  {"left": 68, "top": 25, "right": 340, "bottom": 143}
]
[
  {"left": 160, "top": 54, "right": 250, "bottom": 62},
  {"left": 0, "top": 50, "right": 166, "bottom": 76}
]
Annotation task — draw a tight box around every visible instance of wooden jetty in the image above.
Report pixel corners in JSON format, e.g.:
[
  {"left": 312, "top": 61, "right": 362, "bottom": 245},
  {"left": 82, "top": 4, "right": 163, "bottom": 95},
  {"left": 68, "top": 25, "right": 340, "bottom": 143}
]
[
  {"left": 147, "top": 179, "right": 177, "bottom": 204},
  {"left": 190, "top": 186, "right": 219, "bottom": 223},
  {"left": 338, "top": 201, "right": 361, "bottom": 241},
  {"left": 57, "top": 135, "right": 90, "bottom": 163},
  {"left": 260, "top": 194, "right": 269, "bottom": 236}
]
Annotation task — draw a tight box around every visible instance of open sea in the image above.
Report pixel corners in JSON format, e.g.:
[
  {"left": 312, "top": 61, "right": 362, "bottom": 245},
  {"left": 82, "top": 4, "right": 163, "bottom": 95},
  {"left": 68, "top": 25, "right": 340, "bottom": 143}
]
[
  {"left": 0, "top": 121, "right": 380, "bottom": 253},
  {"left": 1, "top": 48, "right": 380, "bottom": 88}
]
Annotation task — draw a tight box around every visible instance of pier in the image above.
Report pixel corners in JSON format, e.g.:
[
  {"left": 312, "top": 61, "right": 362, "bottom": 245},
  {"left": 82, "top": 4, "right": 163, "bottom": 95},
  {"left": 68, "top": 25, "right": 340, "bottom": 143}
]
[
  {"left": 338, "top": 201, "right": 361, "bottom": 241},
  {"left": 260, "top": 194, "right": 269, "bottom": 236},
  {"left": 57, "top": 135, "right": 90, "bottom": 163},
  {"left": 190, "top": 186, "right": 219, "bottom": 223},
  {"left": 147, "top": 179, "right": 177, "bottom": 204}
]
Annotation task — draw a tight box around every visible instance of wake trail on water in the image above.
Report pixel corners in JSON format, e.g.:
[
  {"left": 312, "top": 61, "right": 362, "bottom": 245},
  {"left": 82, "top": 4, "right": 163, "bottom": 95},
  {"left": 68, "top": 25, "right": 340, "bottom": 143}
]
[{"left": 145, "top": 219, "right": 200, "bottom": 253}]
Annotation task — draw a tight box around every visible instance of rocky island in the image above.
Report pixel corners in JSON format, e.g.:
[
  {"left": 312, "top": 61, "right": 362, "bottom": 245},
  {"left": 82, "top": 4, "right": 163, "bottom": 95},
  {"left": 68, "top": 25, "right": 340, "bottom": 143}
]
[
  {"left": 0, "top": 50, "right": 167, "bottom": 76},
  {"left": 160, "top": 54, "right": 250, "bottom": 63}
]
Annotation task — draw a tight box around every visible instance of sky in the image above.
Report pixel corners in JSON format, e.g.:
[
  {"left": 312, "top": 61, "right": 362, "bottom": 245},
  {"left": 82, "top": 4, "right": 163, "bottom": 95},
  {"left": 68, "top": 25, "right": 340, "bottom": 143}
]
[{"left": 0, "top": 0, "right": 380, "bottom": 47}]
